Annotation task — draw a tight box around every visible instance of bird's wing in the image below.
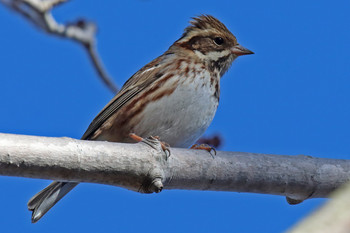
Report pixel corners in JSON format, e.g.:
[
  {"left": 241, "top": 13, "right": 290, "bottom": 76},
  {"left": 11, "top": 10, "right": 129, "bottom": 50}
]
[{"left": 81, "top": 55, "right": 170, "bottom": 140}]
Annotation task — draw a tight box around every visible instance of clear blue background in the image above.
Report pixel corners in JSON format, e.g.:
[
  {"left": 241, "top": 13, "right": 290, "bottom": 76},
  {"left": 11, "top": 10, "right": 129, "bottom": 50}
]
[{"left": 0, "top": 0, "right": 349, "bottom": 232}]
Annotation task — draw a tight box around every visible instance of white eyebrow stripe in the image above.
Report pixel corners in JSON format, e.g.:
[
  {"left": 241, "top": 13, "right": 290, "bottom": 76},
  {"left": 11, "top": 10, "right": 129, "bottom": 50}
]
[{"left": 195, "top": 50, "right": 231, "bottom": 61}]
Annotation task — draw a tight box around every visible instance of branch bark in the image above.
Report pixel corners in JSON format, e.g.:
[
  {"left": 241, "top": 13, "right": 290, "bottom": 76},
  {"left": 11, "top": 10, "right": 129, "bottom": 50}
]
[
  {"left": 0, "top": 0, "right": 119, "bottom": 93},
  {"left": 0, "top": 133, "right": 349, "bottom": 203}
]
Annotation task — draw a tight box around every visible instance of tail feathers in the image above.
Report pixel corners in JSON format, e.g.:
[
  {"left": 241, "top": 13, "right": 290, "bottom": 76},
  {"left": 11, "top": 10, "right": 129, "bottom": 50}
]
[{"left": 28, "top": 181, "right": 78, "bottom": 223}]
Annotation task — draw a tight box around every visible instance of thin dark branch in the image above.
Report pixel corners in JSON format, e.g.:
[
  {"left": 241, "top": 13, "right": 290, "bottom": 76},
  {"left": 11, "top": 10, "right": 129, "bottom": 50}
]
[
  {"left": 1, "top": 0, "right": 119, "bottom": 94},
  {"left": 85, "top": 43, "right": 118, "bottom": 93}
]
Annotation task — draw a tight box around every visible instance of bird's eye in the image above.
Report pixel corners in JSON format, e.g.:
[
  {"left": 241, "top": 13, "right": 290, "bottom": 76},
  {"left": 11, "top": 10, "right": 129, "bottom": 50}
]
[{"left": 214, "top": 37, "right": 224, "bottom": 45}]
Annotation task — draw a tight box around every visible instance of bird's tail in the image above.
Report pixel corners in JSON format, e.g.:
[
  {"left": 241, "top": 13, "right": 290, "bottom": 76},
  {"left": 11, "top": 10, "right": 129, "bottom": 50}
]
[{"left": 27, "top": 181, "right": 78, "bottom": 223}]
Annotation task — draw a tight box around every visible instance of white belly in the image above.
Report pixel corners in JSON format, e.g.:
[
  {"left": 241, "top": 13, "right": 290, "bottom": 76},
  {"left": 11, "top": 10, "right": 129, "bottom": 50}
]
[{"left": 133, "top": 69, "right": 219, "bottom": 148}]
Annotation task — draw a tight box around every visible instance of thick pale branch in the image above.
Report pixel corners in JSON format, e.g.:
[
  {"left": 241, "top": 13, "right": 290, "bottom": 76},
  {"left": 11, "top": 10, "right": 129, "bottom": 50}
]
[
  {"left": 0, "top": 133, "right": 349, "bottom": 202},
  {"left": 0, "top": 0, "right": 119, "bottom": 93}
]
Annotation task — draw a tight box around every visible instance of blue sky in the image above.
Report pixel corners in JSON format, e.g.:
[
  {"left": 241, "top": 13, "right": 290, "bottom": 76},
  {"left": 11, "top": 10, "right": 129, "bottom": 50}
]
[{"left": 0, "top": 0, "right": 349, "bottom": 232}]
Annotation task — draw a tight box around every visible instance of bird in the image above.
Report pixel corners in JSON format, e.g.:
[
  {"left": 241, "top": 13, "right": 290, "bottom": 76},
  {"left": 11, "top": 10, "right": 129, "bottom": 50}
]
[{"left": 27, "top": 14, "right": 253, "bottom": 223}]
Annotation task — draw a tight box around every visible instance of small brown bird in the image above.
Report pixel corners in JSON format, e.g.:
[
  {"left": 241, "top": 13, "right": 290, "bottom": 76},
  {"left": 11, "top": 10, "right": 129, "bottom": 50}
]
[{"left": 28, "top": 15, "right": 253, "bottom": 222}]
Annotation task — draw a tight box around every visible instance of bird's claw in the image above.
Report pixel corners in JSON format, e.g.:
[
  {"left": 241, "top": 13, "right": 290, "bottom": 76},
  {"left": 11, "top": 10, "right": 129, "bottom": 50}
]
[
  {"left": 129, "top": 133, "right": 171, "bottom": 158},
  {"left": 190, "top": 144, "right": 216, "bottom": 157}
]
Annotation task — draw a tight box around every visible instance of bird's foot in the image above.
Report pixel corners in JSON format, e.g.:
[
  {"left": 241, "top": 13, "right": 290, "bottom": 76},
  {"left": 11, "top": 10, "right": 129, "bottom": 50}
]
[
  {"left": 190, "top": 144, "right": 216, "bottom": 157},
  {"left": 129, "top": 133, "right": 170, "bottom": 158}
]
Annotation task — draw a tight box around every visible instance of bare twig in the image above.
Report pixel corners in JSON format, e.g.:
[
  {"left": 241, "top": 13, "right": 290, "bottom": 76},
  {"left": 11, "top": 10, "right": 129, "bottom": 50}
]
[
  {"left": 1, "top": 132, "right": 350, "bottom": 202},
  {"left": 1, "top": 0, "right": 119, "bottom": 93}
]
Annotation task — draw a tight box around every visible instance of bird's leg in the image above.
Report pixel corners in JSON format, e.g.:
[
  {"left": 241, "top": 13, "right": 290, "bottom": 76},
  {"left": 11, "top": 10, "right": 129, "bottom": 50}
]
[
  {"left": 129, "top": 133, "right": 170, "bottom": 157},
  {"left": 190, "top": 144, "right": 216, "bottom": 156},
  {"left": 129, "top": 133, "right": 143, "bottom": 142}
]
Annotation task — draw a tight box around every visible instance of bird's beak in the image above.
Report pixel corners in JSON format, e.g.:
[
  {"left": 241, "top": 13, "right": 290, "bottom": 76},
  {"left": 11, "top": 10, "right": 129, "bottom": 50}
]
[{"left": 231, "top": 44, "right": 254, "bottom": 56}]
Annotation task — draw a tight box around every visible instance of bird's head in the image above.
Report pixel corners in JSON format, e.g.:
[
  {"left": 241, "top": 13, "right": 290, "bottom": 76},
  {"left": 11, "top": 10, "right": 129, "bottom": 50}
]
[{"left": 174, "top": 15, "right": 253, "bottom": 76}]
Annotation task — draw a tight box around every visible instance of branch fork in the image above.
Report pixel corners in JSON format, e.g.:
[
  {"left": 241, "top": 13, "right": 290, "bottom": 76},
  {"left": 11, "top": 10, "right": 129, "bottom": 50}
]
[{"left": 1, "top": 0, "right": 119, "bottom": 93}]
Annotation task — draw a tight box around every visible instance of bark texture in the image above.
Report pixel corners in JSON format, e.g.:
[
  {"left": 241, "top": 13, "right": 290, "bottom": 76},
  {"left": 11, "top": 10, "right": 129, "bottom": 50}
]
[{"left": 0, "top": 133, "right": 349, "bottom": 203}]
